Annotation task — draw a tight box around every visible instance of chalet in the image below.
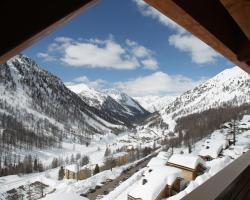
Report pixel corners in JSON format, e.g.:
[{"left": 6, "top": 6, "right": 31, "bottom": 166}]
[
  {"left": 167, "top": 154, "right": 206, "bottom": 181},
  {"left": 64, "top": 164, "right": 91, "bottom": 180},
  {"left": 238, "top": 123, "right": 250, "bottom": 132},
  {"left": 242, "top": 115, "right": 250, "bottom": 123},
  {"left": 107, "top": 152, "right": 129, "bottom": 166},
  {"left": 128, "top": 166, "right": 182, "bottom": 200},
  {"left": 156, "top": 151, "right": 169, "bottom": 160},
  {"left": 199, "top": 140, "right": 226, "bottom": 161},
  {"left": 147, "top": 156, "right": 167, "bottom": 167}
]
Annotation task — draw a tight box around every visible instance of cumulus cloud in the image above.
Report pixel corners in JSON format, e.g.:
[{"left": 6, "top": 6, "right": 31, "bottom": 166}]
[
  {"left": 169, "top": 34, "right": 219, "bottom": 64},
  {"left": 67, "top": 71, "right": 204, "bottom": 96},
  {"left": 132, "top": 0, "right": 185, "bottom": 34},
  {"left": 37, "top": 53, "right": 56, "bottom": 62},
  {"left": 114, "top": 71, "right": 204, "bottom": 96},
  {"left": 37, "top": 36, "right": 158, "bottom": 70},
  {"left": 65, "top": 75, "right": 107, "bottom": 90},
  {"left": 132, "top": 0, "right": 220, "bottom": 64}
]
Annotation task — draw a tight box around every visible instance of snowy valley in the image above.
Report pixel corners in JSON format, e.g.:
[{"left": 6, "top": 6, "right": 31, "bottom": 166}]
[{"left": 1, "top": 55, "right": 250, "bottom": 200}]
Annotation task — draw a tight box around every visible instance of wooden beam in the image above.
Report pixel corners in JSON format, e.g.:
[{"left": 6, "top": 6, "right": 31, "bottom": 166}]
[
  {"left": 0, "top": 0, "right": 98, "bottom": 64},
  {"left": 238, "top": 41, "right": 250, "bottom": 62},
  {"left": 220, "top": 0, "right": 250, "bottom": 41},
  {"left": 144, "top": 0, "right": 250, "bottom": 74}
]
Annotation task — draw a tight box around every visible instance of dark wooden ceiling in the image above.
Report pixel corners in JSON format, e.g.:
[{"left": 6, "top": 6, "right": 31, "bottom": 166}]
[
  {"left": 0, "top": 0, "right": 97, "bottom": 64},
  {"left": 0, "top": 0, "right": 249, "bottom": 74},
  {"left": 145, "top": 0, "right": 250, "bottom": 74}
]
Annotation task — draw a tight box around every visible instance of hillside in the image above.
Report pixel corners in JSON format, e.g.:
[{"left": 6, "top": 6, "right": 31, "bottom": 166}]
[
  {"left": 67, "top": 85, "right": 150, "bottom": 127},
  {"left": 138, "top": 66, "right": 250, "bottom": 134},
  {"left": 134, "top": 95, "right": 176, "bottom": 112},
  {"left": 0, "top": 54, "right": 124, "bottom": 150}
]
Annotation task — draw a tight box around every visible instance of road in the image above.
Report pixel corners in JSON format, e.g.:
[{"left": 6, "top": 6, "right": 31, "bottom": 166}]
[{"left": 85, "top": 155, "right": 155, "bottom": 200}]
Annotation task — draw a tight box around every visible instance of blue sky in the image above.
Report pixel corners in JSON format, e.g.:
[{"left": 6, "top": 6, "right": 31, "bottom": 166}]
[{"left": 23, "top": 0, "right": 233, "bottom": 97}]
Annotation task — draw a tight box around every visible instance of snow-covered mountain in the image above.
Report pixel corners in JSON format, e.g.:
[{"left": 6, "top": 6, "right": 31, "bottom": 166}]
[
  {"left": 104, "top": 89, "right": 147, "bottom": 114},
  {"left": 1, "top": 54, "right": 249, "bottom": 148},
  {"left": 134, "top": 95, "right": 176, "bottom": 112},
  {"left": 67, "top": 85, "right": 150, "bottom": 127},
  {"left": 0, "top": 55, "right": 124, "bottom": 146},
  {"left": 158, "top": 66, "right": 250, "bottom": 130}
]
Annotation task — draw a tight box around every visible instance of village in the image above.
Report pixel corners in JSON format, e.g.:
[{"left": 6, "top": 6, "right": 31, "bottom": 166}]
[
  {"left": 100, "top": 115, "right": 250, "bottom": 200},
  {"left": 1, "top": 115, "right": 250, "bottom": 200},
  {"left": 48, "top": 115, "right": 250, "bottom": 200}
]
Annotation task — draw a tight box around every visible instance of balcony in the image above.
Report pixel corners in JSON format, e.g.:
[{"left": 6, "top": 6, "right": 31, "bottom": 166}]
[{"left": 182, "top": 150, "right": 250, "bottom": 200}]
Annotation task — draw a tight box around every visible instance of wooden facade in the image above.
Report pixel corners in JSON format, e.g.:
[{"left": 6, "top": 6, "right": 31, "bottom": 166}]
[
  {"left": 64, "top": 168, "right": 91, "bottom": 180},
  {"left": 166, "top": 163, "right": 205, "bottom": 181},
  {"left": 115, "top": 153, "right": 129, "bottom": 166},
  {"left": 182, "top": 150, "right": 250, "bottom": 200},
  {"left": 199, "top": 155, "right": 213, "bottom": 162}
]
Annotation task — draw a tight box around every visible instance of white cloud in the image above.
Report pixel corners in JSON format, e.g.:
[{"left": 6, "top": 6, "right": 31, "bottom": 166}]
[
  {"left": 132, "top": 0, "right": 185, "bottom": 33},
  {"left": 37, "top": 53, "right": 56, "bottom": 62},
  {"left": 65, "top": 75, "right": 107, "bottom": 90},
  {"left": 115, "top": 71, "right": 204, "bottom": 96},
  {"left": 66, "top": 71, "right": 204, "bottom": 96},
  {"left": 132, "top": 0, "right": 221, "bottom": 64},
  {"left": 141, "top": 59, "right": 158, "bottom": 70},
  {"left": 38, "top": 36, "right": 158, "bottom": 70},
  {"left": 169, "top": 34, "right": 220, "bottom": 64}
]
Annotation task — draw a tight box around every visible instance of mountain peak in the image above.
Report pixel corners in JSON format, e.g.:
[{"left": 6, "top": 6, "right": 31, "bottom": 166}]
[{"left": 159, "top": 66, "right": 250, "bottom": 128}]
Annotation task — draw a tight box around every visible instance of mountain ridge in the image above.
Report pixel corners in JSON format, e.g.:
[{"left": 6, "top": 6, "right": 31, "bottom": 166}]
[{"left": 67, "top": 83, "right": 150, "bottom": 127}]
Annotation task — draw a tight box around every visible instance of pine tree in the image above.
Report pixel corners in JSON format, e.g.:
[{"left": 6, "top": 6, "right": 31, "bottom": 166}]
[
  {"left": 76, "top": 153, "right": 81, "bottom": 161},
  {"left": 93, "top": 164, "right": 100, "bottom": 175},
  {"left": 70, "top": 154, "right": 75, "bottom": 164},
  {"left": 104, "top": 147, "right": 111, "bottom": 157},
  {"left": 58, "top": 166, "right": 64, "bottom": 180},
  {"left": 33, "top": 158, "right": 38, "bottom": 172},
  {"left": 51, "top": 158, "right": 58, "bottom": 169},
  {"left": 65, "top": 156, "right": 69, "bottom": 164},
  {"left": 80, "top": 155, "right": 89, "bottom": 166}
]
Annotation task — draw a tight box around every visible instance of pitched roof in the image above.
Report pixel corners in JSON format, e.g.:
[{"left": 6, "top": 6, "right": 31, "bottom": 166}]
[
  {"left": 147, "top": 157, "right": 167, "bottom": 167},
  {"left": 128, "top": 166, "right": 182, "bottom": 200},
  {"left": 167, "top": 154, "right": 205, "bottom": 170},
  {"left": 65, "top": 164, "right": 78, "bottom": 173}
]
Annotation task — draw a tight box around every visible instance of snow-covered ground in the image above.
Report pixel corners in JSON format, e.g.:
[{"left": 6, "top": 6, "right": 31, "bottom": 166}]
[
  {"left": 102, "top": 116, "right": 250, "bottom": 200},
  {"left": 1, "top": 115, "right": 250, "bottom": 200},
  {"left": 2, "top": 131, "right": 151, "bottom": 168},
  {"left": 0, "top": 130, "right": 159, "bottom": 199},
  {"left": 0, "top": 163, "right": 128, "bottom": 200},
  {"left": 134, "top": 95, "right": 176, "bottom": 113}
]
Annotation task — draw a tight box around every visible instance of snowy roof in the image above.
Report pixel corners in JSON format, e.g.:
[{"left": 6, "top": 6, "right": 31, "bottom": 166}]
[
  {"left": 239, "top": 123, "right": 250, "bottom": 129},
  {"left": 156, "top": 151, "right": 169, "bottom": 160},
  {"left": 242, "top": 115, "right": 250, "bottom": 122},
  {"left": 206, "top": 156, "right": 232, "bottom": 176},
  {"left": 167, "top": 154, "right": 205, "bottom": 170},
  {"left": 166, "top": 191, "right": 187, "bottom": 200},
  {"left": 199, "top": 141, "right": 223, "bottom": 159},
  {"left": 65, "top": 164, "right": 78, "bottom": 173},
  {"left": 233, "top": 145, "right": 249, "bottom": 155},
  {"left": 147, "top": 157, "right": 167, "bottom": 167},
  {"left": 65, "top": 163, "right": 92, "bottom": 173},
  {"left": 167, "top": 173, "right": 212, "bottom": 199},
  {"left": 184, "top": 181, "right": 199, "bottom": 193},
  {"left": 128, "top": 166, "right": 182, "bottom": 200},
  {"left": 107, "top": 152, "right": 128, "bottom": 159},
  {"left": 44, "top": 192, "right": 88, "bottom": 200}
]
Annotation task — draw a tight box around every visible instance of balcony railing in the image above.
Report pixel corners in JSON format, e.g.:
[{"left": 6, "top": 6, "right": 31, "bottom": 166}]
[{"left": 182, "top": 150, "right": 250, "bottom": 200}]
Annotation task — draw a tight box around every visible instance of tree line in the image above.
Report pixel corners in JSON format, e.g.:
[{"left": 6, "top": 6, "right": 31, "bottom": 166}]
[{"left": 165, "top": 103, "right": 250, "bottom": 150}]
